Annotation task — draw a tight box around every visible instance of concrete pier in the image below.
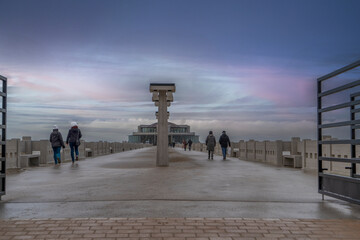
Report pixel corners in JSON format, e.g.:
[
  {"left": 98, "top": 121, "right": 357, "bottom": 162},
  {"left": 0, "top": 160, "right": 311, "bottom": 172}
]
[{"left": 1, "top": 146, "right": 360, "bottom": 219}]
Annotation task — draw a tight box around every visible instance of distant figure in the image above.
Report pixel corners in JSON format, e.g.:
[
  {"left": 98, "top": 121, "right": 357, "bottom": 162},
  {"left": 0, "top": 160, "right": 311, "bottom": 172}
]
[
  {"left": 182, "top": 139, "right": 187, "bottom": 151},
  {"left": 49, "top": 125, "right": 65, "bottom": 165},
  {"left": 66, "top": 122, "right": 82, "bottom": 163},
  {"left": 219, "top": 130, "right": 231, "bottom": 160},
  {"left": 172, "top": 141, "right": 176, "bottom": 148},
  {"left": 188, "top": 139, "right": 193, "bottom": 151},
  {"left": 206, "top": 131, "right": 216, "bottom": 160}
]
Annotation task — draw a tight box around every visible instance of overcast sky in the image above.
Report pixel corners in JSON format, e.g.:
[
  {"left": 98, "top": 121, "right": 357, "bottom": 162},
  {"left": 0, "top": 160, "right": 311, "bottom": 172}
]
[{"left": 1, "top": 0, "right": 360, "bottom": 142}]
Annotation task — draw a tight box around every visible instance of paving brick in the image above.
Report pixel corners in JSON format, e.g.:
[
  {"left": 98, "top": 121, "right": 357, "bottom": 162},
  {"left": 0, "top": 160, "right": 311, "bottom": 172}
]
[
  {"left": 186, "top": 238, "right": 210, "bottom": 240},
  {"left": 209, "top": 237, "right": 232, "bottom": 240},
  {"left": 139, "top": 229, "right": 161, "bottom": 234},
  {"left": 129, "top": 233, "right": 151, "bottom": 237},
  {"left": 232, "top": 238, "right": 256, "bottom": 240},
  {"left": 83, "top": 233, "right": 106, "bottom": 238},
  {"left": 173, "top": 233, "right": 196, "bottom": 237},
  {"left": 50, "top": 230, "right": 73, "bottom": 235},
  {"left": 105, "top": 233, "right": 129, "bottom": 238},
  {"left": 196, "top": 233, "right": 219, "bottom": 237},
  {"left": 94, "top": 229, "right": 117, "bottom": 234},
  {"left": 0, "top": 218, "right": 359, "bottom": 240},
  {"left": 160, "top": 229, "right": 182, "bottom": 233},
  {"left": 151, "top": 233, "right": 174, "bottom": 237},
  {"left": 0, "top": 236, "right": 14, "bottom": 240}
]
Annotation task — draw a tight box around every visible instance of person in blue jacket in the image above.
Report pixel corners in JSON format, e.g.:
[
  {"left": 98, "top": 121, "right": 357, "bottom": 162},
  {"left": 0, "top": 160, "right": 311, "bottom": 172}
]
[{"left": 49, "top": 125, "right": 65, "bottom": 165}]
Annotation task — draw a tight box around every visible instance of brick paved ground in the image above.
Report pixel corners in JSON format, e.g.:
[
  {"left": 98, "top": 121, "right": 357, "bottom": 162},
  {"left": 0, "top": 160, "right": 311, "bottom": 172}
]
[{"left": 0, "top": 218, "right": 359, "bottom": 240}]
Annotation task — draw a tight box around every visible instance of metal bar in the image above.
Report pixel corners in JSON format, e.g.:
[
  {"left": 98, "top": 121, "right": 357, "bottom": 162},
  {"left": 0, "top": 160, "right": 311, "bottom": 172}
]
[
  {"left": 319, "top": 100, "right": 360, "bottom": 113},
  {"left": 351, "top": 96, "right": 357, "bottom": 178},
  {"left": 350, "top": 92, "right": 360, "bottom": 98},
  {"left": 0, "top": 75, "right": 6, "bottom": 81},
  {"left": 1, "top": 75, "right": 6, "bottom": 198},
  {"left": 319, "top": 120, "right": 360, "bottom": 128},
  {"left": 319, "top": 189, "right": 360, "bottom": 205},
  {"left": 317, "top": 60, "right": 360, "bottom": 82},
  {"left": 318, "top": 102, "right": 350, "bottom": 113},
  {"left": 0, "top": 92, "right": 6, "bottom": 97},
  {"left": 319, "top": 173, "right": 360, "bottom": 184},
  {"left": 351, "top": 108, "right": 360, "bottom": 113},
  {"left": 319, "top": 80, "right": 360, "bottom": 97},
  {"left": 319, "top": 139, "right": 360, "bottom": 144},
  {"left": 317, "top": 78, "right": 323, "bottom": 193},
  {"left": 319, "top": 156, "right": 360, "bottom": 163}
]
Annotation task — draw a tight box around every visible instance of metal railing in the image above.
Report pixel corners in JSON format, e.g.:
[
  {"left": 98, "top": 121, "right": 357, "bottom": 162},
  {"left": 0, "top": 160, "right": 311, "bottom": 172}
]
[
  {"left": 0, "top": 75, "right": 6, "bottom": 200},
  {"left": 317, "top": 60, "right": 360, "bottom": 204}
]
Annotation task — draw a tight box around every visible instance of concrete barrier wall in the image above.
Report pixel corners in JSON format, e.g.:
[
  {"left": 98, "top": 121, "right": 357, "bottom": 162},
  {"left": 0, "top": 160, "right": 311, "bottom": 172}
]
[
  {"left": 6, "top": 134, "right": 358, "bottom": 176},
  {"left": 182, "top": 136, "right": 358, "bottom": 176},
  {"left": 2, "top": 136, "right": 152, "bottom": 169}
]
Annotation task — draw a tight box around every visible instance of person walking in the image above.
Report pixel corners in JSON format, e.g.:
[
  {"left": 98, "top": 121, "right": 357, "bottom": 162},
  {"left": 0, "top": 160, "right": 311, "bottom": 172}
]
[
  {"left": 49, "top": 125, "right": 65, "bottom": 165},
  {"left": 188, "top": 139, "right": 193, "bottom": 151},
  {"left": 206, "top": 131, "right": 216, "bottom": 160},
  {"left": 219, "top": 130, "right": 231, "bottom": 160},
  {"left": 66, "top": 122, "right": 82, "bottom": 163},
  {"left": 182, "top": 139, "right": 187, "bottom": 151}
]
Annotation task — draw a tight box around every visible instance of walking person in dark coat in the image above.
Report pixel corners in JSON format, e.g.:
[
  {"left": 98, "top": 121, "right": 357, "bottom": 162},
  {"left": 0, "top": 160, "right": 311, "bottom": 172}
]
[
  {"left": 188, "top": 139, "right": 193, "bottom": 151},
  {"left": 219, "top": 130, "right": 231, "bottom": 160},
  {"left": 66, "top": 122, "right": 82, "bottom": 163},
  {"left": 206, "top": 131, "right": 216, "bottom": 160},
  {"left": 49, "top": 125, "right": 65, "bottom": 165}
]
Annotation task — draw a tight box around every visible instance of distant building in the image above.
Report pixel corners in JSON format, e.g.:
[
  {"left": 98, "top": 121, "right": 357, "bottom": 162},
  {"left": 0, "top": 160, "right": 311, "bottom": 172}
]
[{"left": 128, "top": 122, "right": 199, "bottom": 144}]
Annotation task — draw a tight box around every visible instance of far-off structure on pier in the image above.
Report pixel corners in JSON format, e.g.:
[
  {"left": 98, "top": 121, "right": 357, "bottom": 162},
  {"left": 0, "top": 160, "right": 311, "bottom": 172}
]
[{"left": 150, "top": 83, "right": 175, "bottom": 167}]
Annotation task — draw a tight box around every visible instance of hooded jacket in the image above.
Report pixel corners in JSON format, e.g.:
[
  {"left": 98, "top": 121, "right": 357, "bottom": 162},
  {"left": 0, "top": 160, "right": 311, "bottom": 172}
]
[
  {"left": 206, "top": 134, "right": 216, "bottom": 151},
  {"left": 66, "top": 127, "right": 82, "bottom": 144},
  {"left": 219, "top": 133, "right": 231, "bottom": 148},
  {"left": 50, "top": 129, "right": 65, "bottom": 148}
]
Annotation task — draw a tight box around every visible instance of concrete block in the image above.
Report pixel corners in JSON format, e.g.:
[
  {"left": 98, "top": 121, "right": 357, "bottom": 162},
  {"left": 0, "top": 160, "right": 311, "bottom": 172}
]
[{"left": 283, "top": 155, "right": 302, "bottom": 168}]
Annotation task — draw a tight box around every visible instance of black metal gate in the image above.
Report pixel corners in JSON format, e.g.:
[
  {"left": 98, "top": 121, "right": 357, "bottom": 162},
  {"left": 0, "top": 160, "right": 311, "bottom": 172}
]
[
  {"left": 318, "top": 60, "right": 360, "bottom": 204},
  {"left": 0, "top": 75, "right": 6, "bottom": 200}
]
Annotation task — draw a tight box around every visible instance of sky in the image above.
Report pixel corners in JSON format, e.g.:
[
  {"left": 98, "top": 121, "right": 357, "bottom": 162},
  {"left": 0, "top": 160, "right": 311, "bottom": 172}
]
[{"left": 0, "top": 0, "right": 360, "bottom": 142}]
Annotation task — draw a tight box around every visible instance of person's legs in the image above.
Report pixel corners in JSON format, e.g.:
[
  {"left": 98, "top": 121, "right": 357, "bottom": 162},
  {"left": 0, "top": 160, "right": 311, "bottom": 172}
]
[
  {"left": 211, "top": 150, "right": 214, "bottom": 159},
  {"left": 55, "top": 147, "right": 61, "bottom": 164},
  {"left": 222, "top": 147, "right": 227, "bottom": 160},
  {"left": 75, "top": 145, "right": 79, "bottom": 161},
  {"left": 69, "top": 142, "right": 75, "bottom": 162},
  {"left": 208, "top": 150, "right": 210, "bottom": 159},
  {"left": 52, "top": 147, "right": 58, "bottom": 164}
]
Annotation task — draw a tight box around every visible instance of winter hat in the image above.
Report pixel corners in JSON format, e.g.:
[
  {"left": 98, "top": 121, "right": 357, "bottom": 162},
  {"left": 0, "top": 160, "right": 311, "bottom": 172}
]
[
  {"left": 71, "top": 122, "right": 78, "bottom": 127},
  {"left": 222, "top": 130, "right": 226, "bottom": 134},
  {"left": 209, "top": 131, "right": 213, "bottom": 134},
  {"left": 53, "top": 125, "right": 58, "bottom": 130}
]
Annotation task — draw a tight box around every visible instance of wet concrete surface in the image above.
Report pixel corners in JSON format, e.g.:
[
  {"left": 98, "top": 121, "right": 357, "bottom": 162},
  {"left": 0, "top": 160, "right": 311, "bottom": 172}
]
[{"left": 1, "top": 147, "right": 360, "bottom": 219}]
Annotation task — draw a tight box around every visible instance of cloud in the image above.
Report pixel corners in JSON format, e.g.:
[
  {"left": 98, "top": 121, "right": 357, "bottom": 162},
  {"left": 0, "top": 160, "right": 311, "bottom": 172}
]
[{"left": 2, "top": 44, "right": 319, "bottom": 142}]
